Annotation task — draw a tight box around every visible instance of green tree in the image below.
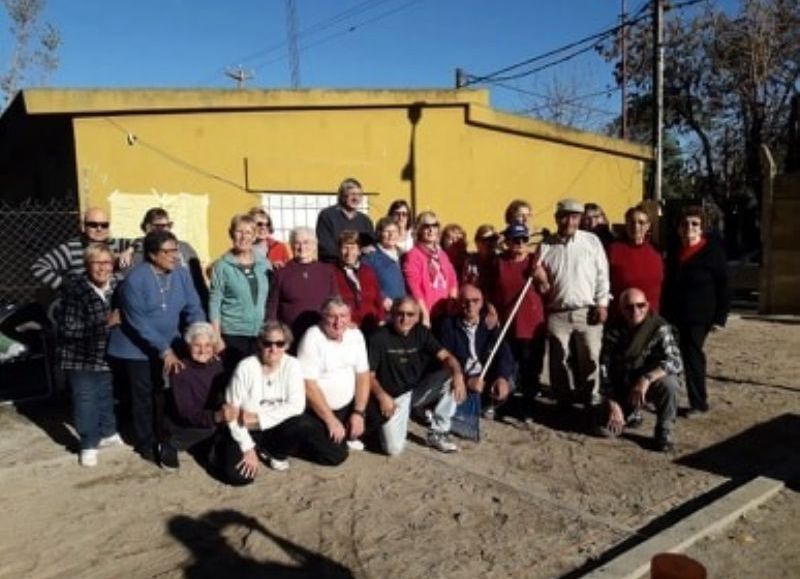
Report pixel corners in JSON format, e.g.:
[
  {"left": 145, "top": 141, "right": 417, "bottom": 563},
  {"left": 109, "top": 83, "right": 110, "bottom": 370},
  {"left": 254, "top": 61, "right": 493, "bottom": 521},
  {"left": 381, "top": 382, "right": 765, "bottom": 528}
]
[
  {"left": 1, "top": 0, "right": 60, "bottom": 106},
  {"left": 599, "top": 0, "right": 800, "bottom": 206}
]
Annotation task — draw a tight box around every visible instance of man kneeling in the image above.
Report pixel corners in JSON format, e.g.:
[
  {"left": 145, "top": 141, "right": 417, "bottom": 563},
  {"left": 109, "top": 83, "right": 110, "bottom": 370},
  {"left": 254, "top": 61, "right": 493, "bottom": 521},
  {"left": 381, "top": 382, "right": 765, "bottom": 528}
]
[
  {"left": 368, "top": 297, "right": 467, "bottom": 455},
  {"left": 598, "top": 288, "right": 682, "bottom": 452}
]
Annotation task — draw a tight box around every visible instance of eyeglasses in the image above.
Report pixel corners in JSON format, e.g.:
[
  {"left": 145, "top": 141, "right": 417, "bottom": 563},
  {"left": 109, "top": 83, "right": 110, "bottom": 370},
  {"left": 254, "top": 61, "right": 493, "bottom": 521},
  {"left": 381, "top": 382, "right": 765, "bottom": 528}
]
[
  {"left": 150, "top": 221, "right": 173, "bottom": 229},
  {"left": 255, "top": 221, "right": 270, "bottom": 228},
  {"left": 510, "top": 237, "right": 529, "bottom": 244},
  {"left": 623, "top": 302, "right": 648, "bottom": 311},
  {"left": 421, "top": 222, "right": 440, "bottom": 229},
  {"left": 392, "top": 210, "right": 409, "bottom": 217},
  {"left": 682, "top": 219, "right": 702, "bottom": 228},
  {"left": 395, "top": 310, "right": 417, "bottom": 318},
  {"left": 260, "top": 339, "right": 286, "bottom": 349},
  {"left": 85, "top": 221, "right": 110, "bottom": 229}
]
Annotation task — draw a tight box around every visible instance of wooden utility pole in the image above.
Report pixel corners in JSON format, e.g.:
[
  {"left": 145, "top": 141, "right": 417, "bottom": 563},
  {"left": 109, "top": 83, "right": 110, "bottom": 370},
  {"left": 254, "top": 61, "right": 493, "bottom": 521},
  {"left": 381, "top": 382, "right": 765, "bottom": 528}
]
[
  {"left": 620, "top": 0, "right": 628, "bottom": 140},
  {"left": 652, "top": 0, "right": 665, "bottom": 201}
]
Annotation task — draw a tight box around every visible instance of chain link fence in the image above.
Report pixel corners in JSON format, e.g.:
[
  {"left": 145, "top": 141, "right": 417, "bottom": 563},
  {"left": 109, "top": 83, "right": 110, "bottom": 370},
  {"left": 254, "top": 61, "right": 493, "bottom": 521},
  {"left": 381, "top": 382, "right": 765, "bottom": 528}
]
[{"left": 0, "top": 197, "right": 80, "bottom": 304}]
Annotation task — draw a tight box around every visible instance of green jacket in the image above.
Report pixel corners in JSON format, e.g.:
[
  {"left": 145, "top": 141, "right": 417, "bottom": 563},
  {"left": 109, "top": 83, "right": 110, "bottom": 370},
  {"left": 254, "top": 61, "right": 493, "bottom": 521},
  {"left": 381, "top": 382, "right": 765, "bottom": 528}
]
[{"left": 209, "top": 252, "right": 270, "bottom": 337}]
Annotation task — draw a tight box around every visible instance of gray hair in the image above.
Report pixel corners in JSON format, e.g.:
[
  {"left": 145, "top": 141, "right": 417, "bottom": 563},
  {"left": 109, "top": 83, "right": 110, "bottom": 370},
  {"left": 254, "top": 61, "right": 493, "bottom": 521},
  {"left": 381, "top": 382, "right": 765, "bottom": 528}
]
[
  {"left": 321, "top": 295, "right": 350, "bottom": 315},
  {"left": 184, "top": 322, "right": 219, "bottom": 346},
  {"left": 259, "top": 320, "right": 293, "bottom": 349}
]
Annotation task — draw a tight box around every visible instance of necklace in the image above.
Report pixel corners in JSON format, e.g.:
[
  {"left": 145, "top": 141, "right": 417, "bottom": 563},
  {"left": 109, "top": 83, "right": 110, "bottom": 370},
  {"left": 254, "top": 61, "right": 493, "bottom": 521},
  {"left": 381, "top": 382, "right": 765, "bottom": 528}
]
[{"left": 151, "top": 266, "right": 171, "bottom": 310}]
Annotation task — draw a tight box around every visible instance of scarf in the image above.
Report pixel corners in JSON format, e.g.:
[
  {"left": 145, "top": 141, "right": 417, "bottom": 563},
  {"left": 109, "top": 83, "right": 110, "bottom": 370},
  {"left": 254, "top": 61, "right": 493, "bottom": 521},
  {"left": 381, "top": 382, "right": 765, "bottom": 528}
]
[
  {"left": 419, "top": 244, "right": 446, "bottom": 289},
  {"left": 679, "top": 237, "right": 706, "bottom": 264},
  {"left": 342, "top": 262, "right": 362, "bottom": 303}
]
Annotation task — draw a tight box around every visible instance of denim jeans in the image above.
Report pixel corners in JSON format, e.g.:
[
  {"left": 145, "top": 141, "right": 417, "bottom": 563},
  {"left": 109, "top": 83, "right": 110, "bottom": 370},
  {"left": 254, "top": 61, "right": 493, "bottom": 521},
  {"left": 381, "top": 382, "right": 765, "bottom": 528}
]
[
  {"left": 67, "top": 370, "right": 116, "bottom": 450},
  {"left": 380, "top": 369, "right": 455, "bottom": 456}
]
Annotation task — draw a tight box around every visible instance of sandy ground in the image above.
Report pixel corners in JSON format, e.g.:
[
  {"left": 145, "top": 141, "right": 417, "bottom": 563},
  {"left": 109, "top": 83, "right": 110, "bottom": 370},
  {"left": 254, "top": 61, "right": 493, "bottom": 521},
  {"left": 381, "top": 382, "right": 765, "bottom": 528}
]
[{"left": 0, "top": 315, "right": 798, "bottom": 579}]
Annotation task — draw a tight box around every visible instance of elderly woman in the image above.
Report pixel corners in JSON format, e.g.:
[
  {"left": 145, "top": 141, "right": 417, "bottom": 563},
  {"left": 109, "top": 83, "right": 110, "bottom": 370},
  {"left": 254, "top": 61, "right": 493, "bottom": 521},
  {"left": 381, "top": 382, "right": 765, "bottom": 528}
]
[
  {"left": 248, "top": 207, "right": 290, "bottom": 268},
  {"left": 221, "top": 321, "right": 327, "bottom": 485},
  {"left": 332, "top": 230, "right": 384, "bottom": 334},
  {"left": 267, "top": 226, "right": 337, "bottom": 344},
  {"left": 363, "top": 216, "right": 407, "bottom": 313},
  {"left": 663, "top": 206, "right": 729, "bottom": 416},
  {"left": 388, "top": 199, "right": 415, "bottom": 253},
  {"left": 161, "top": 322, "right": 234, "bottom": 470},
  {"left": 581, "top": 202, "right": 615, "bottom": 247},
  {"left": 403, "top": 211, "right": 459, "bottom": 323},
  {"left": 441, "top": 223, "right": 468, "bottom": 282},
  {"left": 607, "top": 205, "right": 664, "bottom": 320},
  {"left": 209, "top": 214, "right": 270, "bottom": 370},
  {"left": 108, "top": 230, "right": 206, "bottom": 467},
  {"left": 57, "top": 244, "right": 123, "bottom": 467}
]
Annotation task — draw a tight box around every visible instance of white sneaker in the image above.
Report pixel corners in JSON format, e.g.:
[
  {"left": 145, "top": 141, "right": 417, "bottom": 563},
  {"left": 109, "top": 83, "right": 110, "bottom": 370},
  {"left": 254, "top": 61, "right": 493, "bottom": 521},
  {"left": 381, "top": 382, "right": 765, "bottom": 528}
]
[
  {"left": 79, "top": 449, "right": 98, "bottom": 467},
  {"left": 98, "top": 433, "right": 124, "bottom": 448},
  {"left": 346, "top": 439, "right": 365, "bottom": 451},
  {"left": 268, "top": 457, "right": 290, "bottom": 471},
  {"left": 427, "top": 431, "right": 458, "bottom": 453}
]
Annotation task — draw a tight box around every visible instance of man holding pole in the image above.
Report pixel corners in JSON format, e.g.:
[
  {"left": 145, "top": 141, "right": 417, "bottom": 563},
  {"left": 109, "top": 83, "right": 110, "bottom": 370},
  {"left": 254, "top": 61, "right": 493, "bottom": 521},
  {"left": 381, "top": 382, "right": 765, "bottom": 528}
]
[
  {"left": 534, "top": 199, "right": 611, "bottom": 415},
  {"left": 366, "top": 296, "right": 466, "bottom": 455},
  {"left": 437, "top": 284, "right": 516, "bottom": 420}
]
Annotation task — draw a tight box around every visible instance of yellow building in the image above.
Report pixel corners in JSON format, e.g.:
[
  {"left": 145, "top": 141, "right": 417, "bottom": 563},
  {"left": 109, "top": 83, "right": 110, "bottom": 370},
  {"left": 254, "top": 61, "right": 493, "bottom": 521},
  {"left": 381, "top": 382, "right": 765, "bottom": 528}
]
[{"left": 0, "top": 88, "right": 650, "bottom": 263}]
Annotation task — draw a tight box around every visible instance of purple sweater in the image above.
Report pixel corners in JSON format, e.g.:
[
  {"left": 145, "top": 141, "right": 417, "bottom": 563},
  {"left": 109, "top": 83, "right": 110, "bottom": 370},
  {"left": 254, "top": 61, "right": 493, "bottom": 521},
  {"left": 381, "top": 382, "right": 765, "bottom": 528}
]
[
  {"left": 169, "top": 358, "right": 225, "bottom": 428},
  {"left": 267, "top": 261, "right": 337, "bottom": 337}
]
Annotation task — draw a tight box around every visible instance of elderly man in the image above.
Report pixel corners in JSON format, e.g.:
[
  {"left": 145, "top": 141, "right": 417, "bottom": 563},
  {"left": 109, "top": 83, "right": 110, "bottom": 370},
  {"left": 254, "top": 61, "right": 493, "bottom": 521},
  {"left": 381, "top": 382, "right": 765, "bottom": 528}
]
[
  {"left": 315, "top": 177, "right": 375, "bottom": 263},
  {"left": 31, "top": 207, "right": 132, "bottom": 290},
  {"left": 296, "top": 297, "right": 371, "bottom": 465},
  {"left": 108, "top": 230, "right": 206, "bottom": 468},
  {"left": 437, "top": 284, "right": 515, "bottom": 420},
  {"left": 535, "top": 198, "right": 611, "bottom": 413},
  {"left": 598, "top": 288, "right": 682, "bottom": 452},
  {"left": 368, "top": 296, "right": 467, "bottom": 454}
]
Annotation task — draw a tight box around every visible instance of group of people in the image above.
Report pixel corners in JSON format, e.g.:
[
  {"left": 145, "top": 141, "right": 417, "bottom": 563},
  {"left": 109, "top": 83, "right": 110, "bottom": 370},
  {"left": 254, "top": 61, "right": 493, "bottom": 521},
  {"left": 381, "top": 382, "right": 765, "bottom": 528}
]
[{"left": 34, "top": 176, "right": 729, "bottom": 483}]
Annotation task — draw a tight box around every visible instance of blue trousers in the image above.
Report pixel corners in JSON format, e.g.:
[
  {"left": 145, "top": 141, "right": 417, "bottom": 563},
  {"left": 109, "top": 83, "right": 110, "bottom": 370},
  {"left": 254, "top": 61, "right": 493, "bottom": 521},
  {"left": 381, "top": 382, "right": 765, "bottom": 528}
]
[{"left": 67, "top": 369, "right": 116, "bottom": 450}]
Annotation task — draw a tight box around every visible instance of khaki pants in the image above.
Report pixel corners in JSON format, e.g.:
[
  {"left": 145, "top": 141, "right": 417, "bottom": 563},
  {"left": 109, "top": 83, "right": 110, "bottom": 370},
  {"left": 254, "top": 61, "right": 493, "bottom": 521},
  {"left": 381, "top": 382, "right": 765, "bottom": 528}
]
[{"left": 547, "top": 308, "right": 603, "bottom": 406}]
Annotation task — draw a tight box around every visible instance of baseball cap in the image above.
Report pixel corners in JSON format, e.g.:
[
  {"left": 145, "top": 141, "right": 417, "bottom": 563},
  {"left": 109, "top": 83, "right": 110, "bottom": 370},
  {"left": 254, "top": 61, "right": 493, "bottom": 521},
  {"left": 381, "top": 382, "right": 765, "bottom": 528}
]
[{"left": 503, "top": 223, "right": 530, "bottom": 239}]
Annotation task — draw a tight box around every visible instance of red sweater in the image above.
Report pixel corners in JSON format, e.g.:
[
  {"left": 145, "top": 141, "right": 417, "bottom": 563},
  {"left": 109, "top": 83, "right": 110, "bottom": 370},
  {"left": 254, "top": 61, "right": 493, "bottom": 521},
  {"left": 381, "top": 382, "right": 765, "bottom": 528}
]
[
  {"left": 607, "top": 240, "right": 664, "bottom": 317},
  {"left": 490, "top": 254, "right": 545, "bottom": 340},
  {"left": 333, "top": 263, "right": 385, "bottom": 333}
]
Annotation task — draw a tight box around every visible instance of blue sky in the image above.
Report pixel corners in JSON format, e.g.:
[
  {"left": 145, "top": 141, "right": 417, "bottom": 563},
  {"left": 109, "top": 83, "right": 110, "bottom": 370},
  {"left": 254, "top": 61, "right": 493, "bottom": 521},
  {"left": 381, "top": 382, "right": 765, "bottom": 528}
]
[{"left": 2, "top": 0, "right": 723, "bottom": 129}]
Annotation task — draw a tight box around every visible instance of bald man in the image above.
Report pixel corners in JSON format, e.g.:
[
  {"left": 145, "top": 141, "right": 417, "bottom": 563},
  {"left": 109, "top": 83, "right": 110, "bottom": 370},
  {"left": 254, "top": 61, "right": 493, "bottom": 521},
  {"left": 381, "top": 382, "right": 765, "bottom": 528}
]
[
  {"left": 597, "top": 287, "right": 682, "bottom": 452},
  {"left": 32, "top": 208, "right": 132, "bottom": 290}
]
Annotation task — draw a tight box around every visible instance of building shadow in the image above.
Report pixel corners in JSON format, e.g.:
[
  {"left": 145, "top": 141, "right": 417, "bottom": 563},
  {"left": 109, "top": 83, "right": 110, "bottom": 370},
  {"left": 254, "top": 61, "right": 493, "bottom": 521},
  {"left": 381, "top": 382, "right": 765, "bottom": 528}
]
[
  {"left": 168, "top": 509, "right": 354, "bottom": 579},
  {"left": 558, "top": 413, "right": 800, "bottom": 578},
  {"left": 401, "top": 103, "right": 422, "bottom": 214}
]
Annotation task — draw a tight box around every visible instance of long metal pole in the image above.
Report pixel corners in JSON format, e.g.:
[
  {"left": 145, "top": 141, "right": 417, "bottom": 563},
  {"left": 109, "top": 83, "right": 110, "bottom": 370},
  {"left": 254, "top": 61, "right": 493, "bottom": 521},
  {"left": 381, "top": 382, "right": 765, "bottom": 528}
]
[
  {"left": 621, "top": 0, "right": 628, "bottom": 140},
  {"left": 653, "top": 0, "right": 664, "bottom": 201}
]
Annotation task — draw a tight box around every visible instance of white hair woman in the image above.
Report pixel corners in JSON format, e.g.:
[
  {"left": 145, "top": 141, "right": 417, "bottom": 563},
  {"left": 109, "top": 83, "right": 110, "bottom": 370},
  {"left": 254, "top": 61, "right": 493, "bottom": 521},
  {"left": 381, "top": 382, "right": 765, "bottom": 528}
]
[
  {"left": 161, "top": 322, "right": 236, "bottom": 470},
  {"left": 266, "top": 226, "right": 337, "bottom": 344}
]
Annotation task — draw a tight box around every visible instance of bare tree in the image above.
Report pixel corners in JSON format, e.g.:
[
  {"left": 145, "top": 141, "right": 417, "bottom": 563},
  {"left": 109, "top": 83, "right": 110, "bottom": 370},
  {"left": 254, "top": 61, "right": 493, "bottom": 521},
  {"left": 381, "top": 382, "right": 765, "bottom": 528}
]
[{"left": 1, "top": 0, "right": 61, "bottom": 106}]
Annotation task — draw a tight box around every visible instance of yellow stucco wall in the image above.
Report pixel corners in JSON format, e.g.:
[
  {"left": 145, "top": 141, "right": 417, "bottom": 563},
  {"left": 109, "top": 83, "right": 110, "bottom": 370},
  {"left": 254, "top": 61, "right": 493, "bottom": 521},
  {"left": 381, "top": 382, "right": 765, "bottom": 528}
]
[{"left": 63, "top": 89, "right": 648, "bottom": 262}]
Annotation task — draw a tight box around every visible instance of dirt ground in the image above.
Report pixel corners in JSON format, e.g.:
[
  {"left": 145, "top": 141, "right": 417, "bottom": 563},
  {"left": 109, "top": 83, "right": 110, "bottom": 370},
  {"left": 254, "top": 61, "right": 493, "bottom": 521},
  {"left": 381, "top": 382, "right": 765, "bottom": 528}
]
[{"left": 0, "top": 315, "right": 798, "bottom": 579}]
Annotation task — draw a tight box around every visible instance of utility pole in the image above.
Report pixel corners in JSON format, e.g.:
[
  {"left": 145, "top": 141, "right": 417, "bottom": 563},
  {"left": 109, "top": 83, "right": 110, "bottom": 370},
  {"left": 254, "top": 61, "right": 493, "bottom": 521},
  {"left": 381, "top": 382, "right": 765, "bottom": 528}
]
[
  {"left": 225, "top": 65, "right": 254, "bottom": 89},
  {"left": 620, "top": 0, "right": 628, "bottom": 140},
  {"left": 286, "top": 0, "right": 301, "bottom": 88},
  {"left": 652, "top": 0, "right": 665, "bottom": 201},
  {"left": 454, "top": 68, "right": 466, "bottom": 89}
]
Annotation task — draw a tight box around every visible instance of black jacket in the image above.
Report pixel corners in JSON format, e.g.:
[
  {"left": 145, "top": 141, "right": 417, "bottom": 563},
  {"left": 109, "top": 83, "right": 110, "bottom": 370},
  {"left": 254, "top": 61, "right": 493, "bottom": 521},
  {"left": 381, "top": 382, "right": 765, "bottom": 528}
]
[{"left": 662, "top": 238, "right": 729, "bottom": 327}]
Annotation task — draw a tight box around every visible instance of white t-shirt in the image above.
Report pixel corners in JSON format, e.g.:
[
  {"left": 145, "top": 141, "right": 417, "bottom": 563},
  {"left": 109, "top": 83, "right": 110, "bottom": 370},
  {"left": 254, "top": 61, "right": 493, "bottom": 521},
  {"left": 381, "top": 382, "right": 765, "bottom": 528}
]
[{"left": 297, "top": 325, "right": 369, "bottom": 411}]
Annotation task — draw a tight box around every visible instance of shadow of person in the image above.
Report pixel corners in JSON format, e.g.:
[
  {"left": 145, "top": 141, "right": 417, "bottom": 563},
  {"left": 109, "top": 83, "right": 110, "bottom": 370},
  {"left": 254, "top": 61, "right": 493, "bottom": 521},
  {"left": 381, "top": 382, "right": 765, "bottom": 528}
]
[{"left": 168, "top": 509, "right": 354, "bottom": 579}]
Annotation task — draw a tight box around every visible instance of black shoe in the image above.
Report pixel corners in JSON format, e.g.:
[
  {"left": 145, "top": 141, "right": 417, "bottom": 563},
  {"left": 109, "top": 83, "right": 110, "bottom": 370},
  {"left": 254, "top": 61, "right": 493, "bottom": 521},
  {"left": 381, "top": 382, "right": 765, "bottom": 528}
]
[
  {"left": 655, "top": 437, "right": 675, "bottom": 453},
  {"left": 159, "top": 442, "right": 180, "bottom": 471},
  {"left": 136, "top": 445, "right": 158, "bottom": 464}
]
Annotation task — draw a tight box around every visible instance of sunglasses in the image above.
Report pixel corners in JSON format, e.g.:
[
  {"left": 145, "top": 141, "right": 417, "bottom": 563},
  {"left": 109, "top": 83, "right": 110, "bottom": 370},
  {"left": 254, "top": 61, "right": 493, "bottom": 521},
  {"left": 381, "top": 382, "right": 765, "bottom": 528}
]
[
  {"left": 421, "top": 222, "right": 440, "bottom": 229},
  {"left": 85, "top": 221, "right": 110, "bottom": 229},
  {"left": 510, "top": 237, "right": 529, "bottom": 244},
  {"left": 256, "top": 221, "right": 271, "bottom": 228},
  {"left": 623, "top": 302, "right": 648, "bottom": 311},
  {"left": 260, "top": 339, "right": 286, "bottom": 349}
]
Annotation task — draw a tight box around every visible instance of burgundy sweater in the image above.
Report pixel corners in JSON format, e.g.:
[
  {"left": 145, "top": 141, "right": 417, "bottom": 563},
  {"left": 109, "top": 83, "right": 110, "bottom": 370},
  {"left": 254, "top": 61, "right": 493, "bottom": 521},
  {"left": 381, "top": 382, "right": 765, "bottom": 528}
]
[
  {"left": 607, "top": 240, "right": 664, "bottom": 318},
  {"left": 267, "top": 260, "right": 337, "bottom": 336},
  {"left": 333, "top": 263, "right": 385, "bottom": 333},
  {"left": 169, "top": 358, "right": 225, "bottom": 428}
]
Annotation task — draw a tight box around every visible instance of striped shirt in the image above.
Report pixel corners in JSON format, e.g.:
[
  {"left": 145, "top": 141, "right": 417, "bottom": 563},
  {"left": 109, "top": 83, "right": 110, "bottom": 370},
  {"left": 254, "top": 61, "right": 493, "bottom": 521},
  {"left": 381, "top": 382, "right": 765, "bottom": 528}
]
[{"left": 31, "top": 236, "right": 131, "bottom": 290}]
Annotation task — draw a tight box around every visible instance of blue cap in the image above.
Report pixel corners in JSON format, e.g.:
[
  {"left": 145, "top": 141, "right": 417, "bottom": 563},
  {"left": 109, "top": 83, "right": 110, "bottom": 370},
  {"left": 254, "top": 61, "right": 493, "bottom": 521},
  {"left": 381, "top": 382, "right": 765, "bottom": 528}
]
[{"left": 503, "top": 223, "right": 530, "bottom": 239}]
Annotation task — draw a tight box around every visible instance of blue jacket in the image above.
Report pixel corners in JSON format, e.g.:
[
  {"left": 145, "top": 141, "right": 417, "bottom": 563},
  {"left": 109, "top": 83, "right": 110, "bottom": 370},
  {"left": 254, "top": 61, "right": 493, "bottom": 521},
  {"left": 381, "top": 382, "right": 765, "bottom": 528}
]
[
  {"left": 362, "top": 247, "right": 406, "bottom": 301},
  {"left": 208, "top": 251, "right": 270, "bottom": 337},
  {"left": 108, "top": 262, "right": 206, "bottom": 360},
  {"left": 436, "top": 315, "right": 515, "bottom": 382}
]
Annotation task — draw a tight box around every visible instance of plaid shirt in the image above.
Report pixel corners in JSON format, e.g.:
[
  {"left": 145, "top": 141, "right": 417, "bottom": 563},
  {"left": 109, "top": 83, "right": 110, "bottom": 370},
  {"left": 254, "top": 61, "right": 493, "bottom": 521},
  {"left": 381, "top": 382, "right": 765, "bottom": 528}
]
[
  {"left": 56, "top": 276, "right": 118, "bottom": 371},
  {"left": 600, "top": 315, "right": 683, "bottom": 396}
]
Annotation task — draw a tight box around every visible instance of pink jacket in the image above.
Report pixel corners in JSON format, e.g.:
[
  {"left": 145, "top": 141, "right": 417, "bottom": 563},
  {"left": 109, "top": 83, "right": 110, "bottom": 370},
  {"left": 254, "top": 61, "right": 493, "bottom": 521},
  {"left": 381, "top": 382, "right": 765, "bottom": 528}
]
[{"left": 402, "top": 245, "right": 458, "bottom": 314}]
